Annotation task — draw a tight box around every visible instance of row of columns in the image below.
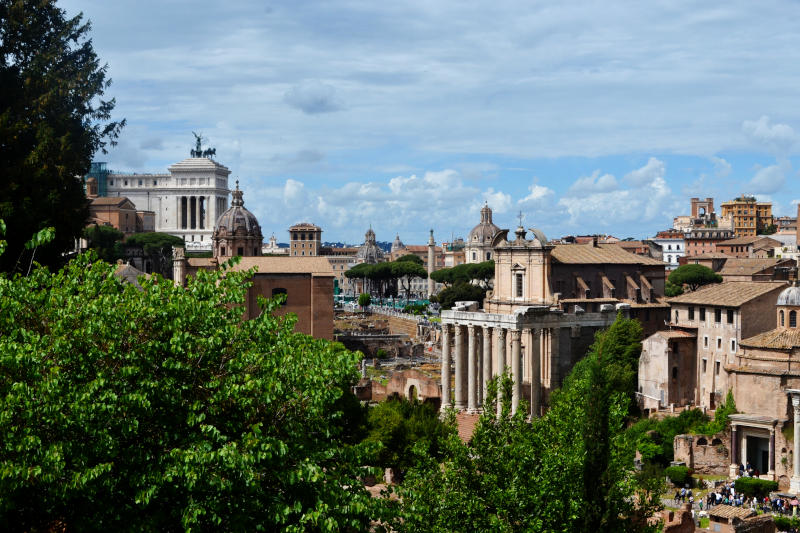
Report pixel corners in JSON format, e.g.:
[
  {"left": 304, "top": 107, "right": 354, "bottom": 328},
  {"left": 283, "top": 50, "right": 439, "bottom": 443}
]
[
  {"left": 179, "top": 195, "right": 208, "bottom": 230},
  {"left": 441, "top": 323, "right": 558, "bottom": 416}
]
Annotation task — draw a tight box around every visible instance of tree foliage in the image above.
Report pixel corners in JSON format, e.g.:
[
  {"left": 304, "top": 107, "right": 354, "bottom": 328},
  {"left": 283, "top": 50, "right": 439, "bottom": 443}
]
[
  {"left": 0, "top": 0, "right": 124, "bottom": 272},
  {"left": 395, "top": 254, "right": 423, "bottom": 265},
  {"left": 429, "top": 261, "right": 494, "bottom": 288},
  {"left": 396, "top": 315, "right": 660, "bottom": 532},
  {"left": 358, "top": 292, "right": 372, "bottom": 309},
  {"left": 0, "top": 253, "right": 381, "bottom": 531},
  {"left": 124, "top": 232, "right": 184, "bottom": 276},
  {"left": 667, "top": 264, "right": 722, "bottom": 292},
  {"left": 664, "top": 279, "right": 684, "bottom": 297},
  {"left": 435, "top": 282, "right": 487, "bottom": 309},
  {"left": 83, "top": 224, "right": 124, "bottom": 263},
  {"left": 363, "top": 397, "right": 449, "bottom": 472}
]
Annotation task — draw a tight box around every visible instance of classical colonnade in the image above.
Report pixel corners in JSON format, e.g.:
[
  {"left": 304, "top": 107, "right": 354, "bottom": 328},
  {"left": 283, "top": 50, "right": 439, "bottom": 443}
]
[{"left": 439, "top": 323, "right": 561, "bottom": 416}]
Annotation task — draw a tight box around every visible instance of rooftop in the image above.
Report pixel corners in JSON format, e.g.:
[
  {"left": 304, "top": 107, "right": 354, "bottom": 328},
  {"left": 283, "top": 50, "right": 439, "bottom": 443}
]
[
  {"left": 551, "top": 243, "right": 664, "bottom": 266},
  {"left": 719, "top": 258, "right": 795, "bottom": 277},
  {"left": 707, "top": 504, "right": 756, "bottom": 520},
  {"left": 666, "top": 281, "right": 786, "bottom": 307},
  {"left": 740, "top": 328, "right": 800, "bottom": 350}
]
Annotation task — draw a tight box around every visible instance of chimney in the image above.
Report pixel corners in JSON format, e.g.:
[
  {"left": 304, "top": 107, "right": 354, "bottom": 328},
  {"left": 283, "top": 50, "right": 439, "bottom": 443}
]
[{"left": 592, "top": 235, "right": 598, "bottom": 247}]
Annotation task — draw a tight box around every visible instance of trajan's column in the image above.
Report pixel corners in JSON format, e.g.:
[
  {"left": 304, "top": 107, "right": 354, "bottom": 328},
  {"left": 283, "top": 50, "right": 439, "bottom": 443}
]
[{"left": 427, "top": 229, "right": 435, "bottom": 297}]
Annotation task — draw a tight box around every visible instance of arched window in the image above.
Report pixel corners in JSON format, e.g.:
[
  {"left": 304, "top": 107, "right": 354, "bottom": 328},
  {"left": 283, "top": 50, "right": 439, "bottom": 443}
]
[
  {"left": 696, "top": 437, "right": 708, "bottom": 446},
  {"left": 221, "top": 246, "right": 226, "bottom": 256},
  {"left": 711, "top": 438, "right": 723, "bottom": 446},
  {"left": 791, "top": 311, "right": 797, "bottom": 328},
  {"left": 781, "top": 310, "right": 785, "bottom": 327}
]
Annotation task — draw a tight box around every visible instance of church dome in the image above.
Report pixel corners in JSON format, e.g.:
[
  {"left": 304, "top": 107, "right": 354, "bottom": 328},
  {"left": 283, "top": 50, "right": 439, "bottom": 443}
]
[
  {"left": 468, "top": 203, "right": 500, "bottom": 244},
  {"left": 778, "top": 285, "right": 800, "bottom": 307},
  {"left": 357, "top": 227, "right": 385, "bottom": 264},
  {"left": 213, "top": 181, "right": 263, "bottom": 257},
  {"left": 391, "top": 234, "right": 405, "bottom": 253},
  {"left": 214, "top": 181, "right": 261, "bottom": 236}
]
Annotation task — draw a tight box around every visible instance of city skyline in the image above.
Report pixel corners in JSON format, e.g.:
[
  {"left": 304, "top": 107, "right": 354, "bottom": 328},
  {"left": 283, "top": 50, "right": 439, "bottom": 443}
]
[{"left": 62, "top": 0, "right": 800, "bottom": 243}]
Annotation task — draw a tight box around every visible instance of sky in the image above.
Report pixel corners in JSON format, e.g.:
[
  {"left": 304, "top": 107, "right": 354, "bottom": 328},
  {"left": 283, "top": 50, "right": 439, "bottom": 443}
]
[{"left": 61, "top": 0, "right": 800, "bottom": 245}]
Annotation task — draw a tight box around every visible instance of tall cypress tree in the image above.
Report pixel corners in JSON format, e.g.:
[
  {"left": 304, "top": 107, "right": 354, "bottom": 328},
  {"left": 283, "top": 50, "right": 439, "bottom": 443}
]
[{"left": 0, "top": 0, "right": 124, "bottom": 272}]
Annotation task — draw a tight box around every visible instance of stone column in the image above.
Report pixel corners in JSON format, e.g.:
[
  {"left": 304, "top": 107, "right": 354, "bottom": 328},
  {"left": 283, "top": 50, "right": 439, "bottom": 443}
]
[
  {"left": 730, "top": 425, "right": 739, "bottom": 479},
  {"left": 467, "top": 325, "right": 478, "bottom": 413},
  {"left": 440, "top": 324, "right": 451, "bottom": 411},
  {"left": 769, "top": 428, "right": 775, "bottom": 474},
  {"left": 454, "top": 326, "right": 466, "bottom": 410},
  {"left": 511, "top": 330, "right": 522, "bottom": 414},
  {"left": 482, "top": 327, "right": 492, "bottom": 404},
  {"left": 529, "top": 328, "right": 541, "bottom": 418},
  {"left": 497, "top": 329, "right": 507, "bottom": 414},
  {"left": 792, "top": 395, "right": 800, "bottom": 493},
  {"left": 549, "top": 327, "right": 560, "bottom": 391}
]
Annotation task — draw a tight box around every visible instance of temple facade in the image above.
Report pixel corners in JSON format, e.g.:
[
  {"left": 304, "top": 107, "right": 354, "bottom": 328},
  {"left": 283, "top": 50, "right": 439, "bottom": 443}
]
[{"left": 440, "top": 225, "right": 628, "bottom": 416}]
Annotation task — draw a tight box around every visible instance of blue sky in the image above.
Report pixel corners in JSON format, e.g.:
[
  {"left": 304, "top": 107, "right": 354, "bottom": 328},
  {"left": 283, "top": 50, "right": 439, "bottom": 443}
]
[{"left": 62, "top": 0, "right": 800, "bottom": 244}]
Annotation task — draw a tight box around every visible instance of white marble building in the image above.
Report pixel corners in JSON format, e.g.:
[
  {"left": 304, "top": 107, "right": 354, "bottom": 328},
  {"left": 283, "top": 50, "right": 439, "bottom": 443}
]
[
  {"left": 652, "top": 235, "right": 685, "bottom": 270},
  {"left": 105, "top": 157, "right": 231, "bottom": 250}
]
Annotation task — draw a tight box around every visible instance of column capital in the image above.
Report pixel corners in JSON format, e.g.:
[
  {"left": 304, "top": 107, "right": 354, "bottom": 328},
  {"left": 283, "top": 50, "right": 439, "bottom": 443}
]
[
  {"left": 482, "top": 326, "right": 492, "bottom": 337},
  {"left": 497, "top": 328, "right": 507, "bottom": 339},
  {"left": 441, "top": 323, "right": 452, "bottom": 334},
  {"left": 467, "top": 324, "right": 476, "bottom": 334},
  {"left": 793, "top": 394, "right": 800, "bottom": 410},
  {"left": 511, "top": 329, "right": 522, "bottom": 341}
]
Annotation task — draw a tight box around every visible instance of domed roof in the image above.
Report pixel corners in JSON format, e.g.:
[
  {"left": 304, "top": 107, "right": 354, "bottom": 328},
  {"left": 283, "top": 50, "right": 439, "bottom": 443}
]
[
  {"left": 468, "top": 203, "right": 500, "bottom": 244},
  {"left": 357, "top": 226, "right": 384, "bottom": 264},
  {"left": 391, "top": 234, "right": 405, "bottom": 253},
  {"left": 778, "top": 285, "right": 800, "bottom": 306},
  {"left": 214, "top": 181, "right": 261, "bottom": 236}
]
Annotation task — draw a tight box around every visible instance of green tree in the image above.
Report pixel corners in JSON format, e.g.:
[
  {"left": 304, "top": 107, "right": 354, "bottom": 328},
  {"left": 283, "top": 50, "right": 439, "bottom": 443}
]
[
  {"left": 668, "top": 264, "right": 722, "bottom": 292},
  {"left": 123, "top": 232, "right": 184, "bottom": 276},
  {"left": 391, "top": 259, "right": 427, "bottom": 301},
  {"left": 395, "top": 254, "right": 423, "bottom": 265},
  {"left": 761, "top": 224, "right": 777, "bottom": 235},
  {"left": 435, "top": 282, "right": 487, "bottom": 309},
  {"left": 0, "top": 253, "right": 382, "bottom": 531},
  {"left": 363, "top": 397, "right": 449, "bottom": 473},
  {"left": 358, "top": 292, "right": 372, "bottom": 310},
  {"left": 396, "top": 315, "right": 660, "bottom": 532},
  {"left": 0, "top": 0, "right": 124, "bottom": 273},
  {"left": 664, "top": 279, "right": 684, "bottom": 297},
  {"left": 83, "top": 224, "right": 124, "bottom": 263}
]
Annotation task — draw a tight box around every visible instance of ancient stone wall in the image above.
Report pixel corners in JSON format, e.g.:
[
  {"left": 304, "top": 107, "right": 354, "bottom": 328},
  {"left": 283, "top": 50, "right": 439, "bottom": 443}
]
[
  {"left": 387, "top": 315, "right": 419, "bottom": 339},
  {"left": 673, "top": 433, "right": 730, "bottom": 475}
]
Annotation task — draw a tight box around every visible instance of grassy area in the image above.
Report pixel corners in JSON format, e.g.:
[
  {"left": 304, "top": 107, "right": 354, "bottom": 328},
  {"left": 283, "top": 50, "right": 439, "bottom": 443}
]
[
  {"left": 366, "top": 366, "right": 389, "bottom": 386},
  {"left": 699, "top": 517, "right": 709, "bottom": 528}
]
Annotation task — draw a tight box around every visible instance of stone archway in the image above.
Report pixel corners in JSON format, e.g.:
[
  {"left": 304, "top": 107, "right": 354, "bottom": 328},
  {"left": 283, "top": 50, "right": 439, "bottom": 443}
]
[{"left": 408, "top": 385, "right": 418, "bottom": 401}]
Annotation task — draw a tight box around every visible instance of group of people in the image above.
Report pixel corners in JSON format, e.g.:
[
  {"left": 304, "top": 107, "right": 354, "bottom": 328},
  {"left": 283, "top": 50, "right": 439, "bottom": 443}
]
[
  {"left": 701, "top": 481, "right": 796, "bottom": 515},
  {"left": 737, "top": 462, "right": 761, "bottom": 478}
]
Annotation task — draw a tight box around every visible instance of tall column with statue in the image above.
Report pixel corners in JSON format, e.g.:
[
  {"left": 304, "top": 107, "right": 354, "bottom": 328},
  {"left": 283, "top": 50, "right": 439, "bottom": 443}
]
[{"left": 427, "top": 229, "right": 435, "bottom": 298}]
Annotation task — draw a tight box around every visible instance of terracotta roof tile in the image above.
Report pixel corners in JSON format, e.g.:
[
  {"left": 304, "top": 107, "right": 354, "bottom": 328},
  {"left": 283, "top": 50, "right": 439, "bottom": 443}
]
[
  {"left": 719, "top": 258, "right": 794, "bottom": 276},
  {"left": 740, "top": 328, "right": 800, "bottom": 349},
  {"left": 551, "top": 243, "right": 664, "bottom": 266},
  {"left": 707, "top": 504, "right": 756, "bottom": 520},
  {"left": 666, "top": 281, "right": 786, "bottom": 307},
  {"left": 655, "top": 330, "right": 696, "bottom": 339}
]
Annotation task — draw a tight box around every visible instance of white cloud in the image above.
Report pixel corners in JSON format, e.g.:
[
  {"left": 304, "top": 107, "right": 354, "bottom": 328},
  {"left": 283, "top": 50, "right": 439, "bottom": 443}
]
[
  {"left": 747, "top": 162, "right": 789, "bottom": 194},
  {"left": 565, "top": 171, "right": 618, "bottom": 198},
  {"left": 518, "top": 183, "right": 556, "bottom": 211},
  {"left": 710, "top": 156, "right": 731, "bottom": 178},
  {"left": 742, "top": 116, "right": 799, "bottom": 154},
  {"left": 624, "top": 157, "right": 665, "bottom": 187}
]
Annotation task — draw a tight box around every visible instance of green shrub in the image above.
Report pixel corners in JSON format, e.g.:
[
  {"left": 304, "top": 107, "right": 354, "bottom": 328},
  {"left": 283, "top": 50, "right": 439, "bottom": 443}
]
[
  {"left": 376, "top": 348, "right": 388, "bottom": 359},
  {"left": 774, "top": 515, "right": 800, "bottom": 530},
  {"left": 734, "top": 477, "right": 778, "bottom": 498},
  {"left": 665, "top": 465, "right": 691, "bottom": 486}
]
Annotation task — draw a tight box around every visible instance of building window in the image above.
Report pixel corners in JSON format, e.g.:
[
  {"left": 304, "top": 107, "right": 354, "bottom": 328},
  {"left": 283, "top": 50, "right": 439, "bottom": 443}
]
[
  {"left": 472, "top": 252, "right": 477, "bottom": 260},
  {"left": 781, "top": 310, "right": 785, "bottom": 327},
  {"left": 702, "top": 359, "right": 707, "bottom": 373},
  {"left": 153, "top": 180, "right": 157, "bottom": 186},
  {"left": 703, "top": 336, "right": 708, "bottom": 348},
  {"left": 717, "top": 337, "right": 722, "bottom": 349},
  {"left": 672, "top": 367, "right": 678, "bottom": 380},
  {"left": 237, "top": 247, "right": 244, "bottom": 256},
  {"left": 486, "top": 252, "right": 491, "bottom": 260},
  {"left": 515, "top": 273, "right": 523, "bottom": 298},
  {"left": 727, "top": 309, "right": 734, "bottom": 324},
  {"left": 109, "top": 179, "right": 114, "bottom": 186},
  {"left": 124, "top": 180, "right": 128, "bottom": 186},
  {"left": 731, "top": 339, "right": 736, "bottom": 353},
  {"left": 714, "top": 309, "right": 721, "bottom": 323},
  {"left": 715, "top": 361, "right": 721, "bottom": 375},
  {"left": 792, "top": 311, "right": 797, "bottom": 328},
  {"left": 674, "top": 310, "right": 679, "bottom": 323},
  {"left": 699, "top": 307, "right": 706, "bottom": 321},
  {"left": 138, "top": 179, "right": 143, "bottom": 186},
  {"left": 689, "top": 307, "right": 695, "bottom": 320}
]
